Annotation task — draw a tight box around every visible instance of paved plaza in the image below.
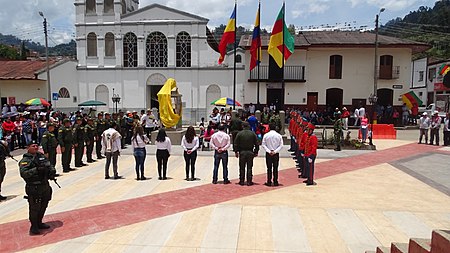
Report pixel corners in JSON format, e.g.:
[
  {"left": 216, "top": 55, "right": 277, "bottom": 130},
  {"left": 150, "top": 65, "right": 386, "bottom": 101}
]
[{"left": 0, "top": 131, "right": 449, "bottom": 253}]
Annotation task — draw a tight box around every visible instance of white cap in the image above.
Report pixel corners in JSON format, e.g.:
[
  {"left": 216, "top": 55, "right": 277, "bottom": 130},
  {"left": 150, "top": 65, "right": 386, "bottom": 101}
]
[
  {"left": 423, "top": 112, "right": 428, "bottom": 116},
  {"left": 434, "top": 110, "right": 439, "bottom": 115}
]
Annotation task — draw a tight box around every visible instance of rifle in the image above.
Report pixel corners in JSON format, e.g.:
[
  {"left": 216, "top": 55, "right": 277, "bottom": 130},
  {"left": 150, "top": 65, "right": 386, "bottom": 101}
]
[
  {"left": 53, "top": 178, "right": 61, "bottom": 188},
  {"left": 8, "top": 155, "right": 18, "bottom": 162}
]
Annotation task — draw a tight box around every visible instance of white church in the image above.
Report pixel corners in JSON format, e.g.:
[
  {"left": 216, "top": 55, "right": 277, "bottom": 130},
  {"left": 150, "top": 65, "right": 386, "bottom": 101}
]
[
  {"left": 52, "top": 0, "right": 244, "bottom": 123},
  {"left": 49, "top": 0, "right": 428, "bottom": 123}
]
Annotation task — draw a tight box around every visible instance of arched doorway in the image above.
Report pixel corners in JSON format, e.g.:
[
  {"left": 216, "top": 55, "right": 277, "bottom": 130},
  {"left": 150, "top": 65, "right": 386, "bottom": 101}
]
[
  {"left": 376, "top": 88, "right": 393, "bottom": 106},
  {"left": 206, "top": 85, "right": 221, "bottom": 114},
  {"left": 146, "top": 73, "right": 167, "bottom": 110},
  {"left": 95, "top": 85, "right": 109, "bottom": 113},
  {"left": 326, "top": 88, "right": 343, "bottom": 112}
]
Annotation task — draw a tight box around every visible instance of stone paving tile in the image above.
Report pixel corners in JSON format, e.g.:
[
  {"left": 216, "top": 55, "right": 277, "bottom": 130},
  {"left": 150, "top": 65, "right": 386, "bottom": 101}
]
[{"left": 0, "top": 141, "right": 446, "bottom": 252}]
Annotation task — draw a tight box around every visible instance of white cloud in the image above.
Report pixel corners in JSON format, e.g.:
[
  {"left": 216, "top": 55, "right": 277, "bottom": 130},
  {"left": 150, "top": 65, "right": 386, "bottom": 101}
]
[
  {"left": 0, "top": 0, "right": 75, "bottom": 44},
  {"left": 290, "top": 0, "right": 331, "bottom": 19},
  {"left": 347, "top": 0, "right": 424, "bottom": 11}
]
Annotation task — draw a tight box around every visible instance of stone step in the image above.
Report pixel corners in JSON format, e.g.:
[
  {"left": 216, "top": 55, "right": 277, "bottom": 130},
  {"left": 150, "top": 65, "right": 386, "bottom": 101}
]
[
  {"left": 391, "top": 242, "right": 408, "bottom": 253},
  {"left": 431, "top": 230, "right": 450, "bottom": 253},
  {"left": 376, "top": 246, "right": 391, "bottom": 253},
  {"left": 409, "top": 238, "right": 431, "bottom": 253}
]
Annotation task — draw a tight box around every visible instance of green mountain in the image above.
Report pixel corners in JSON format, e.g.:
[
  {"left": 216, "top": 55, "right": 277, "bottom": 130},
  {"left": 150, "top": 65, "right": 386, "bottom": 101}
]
[
  {"left": 380, "top": 0, "right": 450, "bottom": 60},
  {"left": 0, "top": 33, "right": 76, "bottom": 59}
]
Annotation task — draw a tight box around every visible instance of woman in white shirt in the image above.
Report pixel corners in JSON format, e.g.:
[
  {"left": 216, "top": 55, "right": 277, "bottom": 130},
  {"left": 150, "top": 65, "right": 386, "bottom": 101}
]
[
  {"left": 181, "top": 126, "right": 199, "bottom": 181},
  {"left": 131, "top": 125, "right": 149, "bottom": 180},
  {"left": 155, "top": 129, "right": 171, "bottom": 180}
]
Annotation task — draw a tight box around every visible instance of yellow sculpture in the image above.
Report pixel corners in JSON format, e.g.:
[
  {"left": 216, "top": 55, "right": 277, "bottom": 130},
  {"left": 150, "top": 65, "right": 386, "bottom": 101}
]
[{"left": 157, "top": 78, "right": 181, "bottom": 128}]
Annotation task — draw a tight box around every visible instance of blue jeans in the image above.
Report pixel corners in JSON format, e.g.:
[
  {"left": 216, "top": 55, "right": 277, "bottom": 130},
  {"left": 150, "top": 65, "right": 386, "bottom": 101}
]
[
  {"left": 213, "top": 151, "right": 228, "bottom": 182},
  {"left": 133, "top": 148, "right": 146, "bottom": 178},
  {"left": 24, "top": 133, "right": 32, "bottom": 146},
  {"left": 361, "top": 127, "right": 368, "bottom": 141}
]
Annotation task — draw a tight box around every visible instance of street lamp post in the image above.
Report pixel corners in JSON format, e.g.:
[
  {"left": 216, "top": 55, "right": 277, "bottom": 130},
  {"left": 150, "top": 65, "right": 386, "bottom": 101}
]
[
  {"left": 370, "top": 7, "right": 385, "bottom": 146},
  {"left": 112, "top": 88, "right": 121, "bottom": 113},
  {"left": 39, "top": 11, "right": 51, "bottom": 105}
]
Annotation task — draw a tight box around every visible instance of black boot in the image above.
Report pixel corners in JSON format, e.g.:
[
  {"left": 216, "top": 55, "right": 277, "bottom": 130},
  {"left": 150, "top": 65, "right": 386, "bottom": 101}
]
[{"left": 29, "top": 226, "right": 40, "bottom": 235}]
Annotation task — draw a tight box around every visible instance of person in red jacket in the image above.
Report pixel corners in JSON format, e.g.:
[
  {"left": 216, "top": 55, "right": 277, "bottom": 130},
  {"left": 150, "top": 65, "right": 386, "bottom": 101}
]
[
  {"left": 304, "top": 123, "right": 318, "bottom": 186},
  {"left": 2, "top": 117, "right": 16, "bottom": 151},
  {"left": 288, "top": 112, "right": 296, "bottom": 152}
]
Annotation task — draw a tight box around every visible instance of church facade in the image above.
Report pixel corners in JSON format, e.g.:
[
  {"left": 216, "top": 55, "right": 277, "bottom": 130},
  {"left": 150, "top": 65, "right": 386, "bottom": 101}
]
[{"left": 57, "top": 0, "right": 245, "bottom": 123}]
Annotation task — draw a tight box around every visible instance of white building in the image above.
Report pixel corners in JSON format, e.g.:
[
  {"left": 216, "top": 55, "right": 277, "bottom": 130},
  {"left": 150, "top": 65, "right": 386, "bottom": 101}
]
[
  {"left": 240, "top": 32, "right": 429, "bottom": 113},
  {"left": 51, "top": 1, "right": 430, "bottom": 122},
  {"left": 55, "top": 0, "right": 245, "bottom": 123},
  {"left": 426, "top": 59, "right": 450, "bottom": 105}
]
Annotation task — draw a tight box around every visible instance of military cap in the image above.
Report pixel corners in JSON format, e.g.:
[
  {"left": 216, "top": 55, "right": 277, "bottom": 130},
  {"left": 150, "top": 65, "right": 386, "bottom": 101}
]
[
  {"left": 28, "top": 140, "right": 39, "bottom": 146},
  {"left": 87, "top": 117, "right": 94, "bottom": 121},
  {"left": 76, "top": 117, "right": 82, "bottom": 121},
  {"left": 105, "top": 112, "right": 110, "bottom": 115},
  {"left": 47, "top": 122, "right": 55, "bottom": 127},
  {"left": 63, "top": 118, "right": 70, "bottom": 124}
]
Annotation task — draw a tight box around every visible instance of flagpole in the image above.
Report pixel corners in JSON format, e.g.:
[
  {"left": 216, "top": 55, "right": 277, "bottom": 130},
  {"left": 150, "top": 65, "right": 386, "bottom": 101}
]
[
  {"left": 233, "top": 0, "right": 237, "bottom": 110},
  {"left": 256, "top": 0, "right": 261, "bottom": 109},
  {"left": 281, "top": 1, "right": 285, "bottom": 111}
]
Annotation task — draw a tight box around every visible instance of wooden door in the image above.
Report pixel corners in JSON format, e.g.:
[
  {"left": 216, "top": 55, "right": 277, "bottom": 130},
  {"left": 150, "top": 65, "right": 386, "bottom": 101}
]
[{"left": 307, "top": 92, "right": 318, "bottom": 111}]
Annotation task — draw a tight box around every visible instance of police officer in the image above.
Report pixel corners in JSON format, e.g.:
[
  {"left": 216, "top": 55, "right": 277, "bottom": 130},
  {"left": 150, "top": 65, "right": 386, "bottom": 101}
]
[
  {"left": 333, "top": 111, "right": 343, "bottom": 151},
  {"left": 234, "top": 122, "right": 259, "bottom": 186},
  {"left": 269, "top": 111, "right": 282, "bottom": 133},
  {"left": 41, "top": 123, "right": 58, "bottom": 168},
  {"left": 0, "top": 140, "right": 11, "bottom": 200},
  {"left": 118, "top": 111, "right": 127, "bottom": 149},
  {"left": 104, "top": 112, "right": 112, "bottom": 130},
  {"left": 58, "top": 119, "right": 74, "bottom": 173},
  {"left": 84, "top": 118, "right": 96, "bottom": 163},
  {"left": 95, "top": 113, "right": 107, "bottom": 159},
  {"left": 73, "top": 117, "right": 86, "bottom": 167},
  {"left": 19, "top": 140, "right": 57, "bottom": 235}
]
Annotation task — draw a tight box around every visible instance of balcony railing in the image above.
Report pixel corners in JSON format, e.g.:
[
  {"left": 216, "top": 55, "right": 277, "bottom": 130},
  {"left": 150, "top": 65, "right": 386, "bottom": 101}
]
[
  {"left": 378, "top": 66, "right": 400, "bottom": 80},
  {"left": 249, "top": 65, "right": 306, "bottom": 82}
]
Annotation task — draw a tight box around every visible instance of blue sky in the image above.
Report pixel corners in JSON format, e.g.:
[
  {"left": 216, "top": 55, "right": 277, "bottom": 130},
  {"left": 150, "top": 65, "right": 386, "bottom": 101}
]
[{"left": 0, "top": 0, "right": 438, "bottom": 45}]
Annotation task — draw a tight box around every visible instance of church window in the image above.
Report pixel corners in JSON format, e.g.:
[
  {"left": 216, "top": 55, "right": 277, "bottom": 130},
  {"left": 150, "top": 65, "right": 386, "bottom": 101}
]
[
  {"left": 58, "top": 87, "right": 70, "bottom": 98},
  {"left": 176, "top": 32, "right": 191, "bottom": 67},
  {"left": 146, "top": 32, "right": 168, "bottom": 68},
  {"left": 104, "top": 0, "right": 114, "bottom": 14},
  {"left": 86, "top": 0, "right": 96, "bottom": 14},
  {"left": 123, "top": 32, "right": 138, "bottom": 67},
  {"left": 87, "top": 32, "right": 97, "bottom": 57},
  {"left": 105, "top": 32, "right": 115, "bottom": 57}
]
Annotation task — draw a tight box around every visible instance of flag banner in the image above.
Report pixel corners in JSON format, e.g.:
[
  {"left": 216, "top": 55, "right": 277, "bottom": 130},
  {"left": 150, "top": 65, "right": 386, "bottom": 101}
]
[
  {"left": 218, "top": 6, "right": 236, "bottom": 64},
  {"left": 250, "top": 4, "right": 261, "bottom": 71},
  {"left": 268, "top": 4, "right": 295, "bottom": 68},
  {"left": 402, "top": 91, "right": 423, "bottom": 109},
  {"left": 439, "top": 64, "right": 449, "bottom": 76}
]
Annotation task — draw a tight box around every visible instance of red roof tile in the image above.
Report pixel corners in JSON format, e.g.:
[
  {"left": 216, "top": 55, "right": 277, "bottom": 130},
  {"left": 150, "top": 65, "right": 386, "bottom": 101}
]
[{"left": 0, "top": 60, "right": 55, "bottom": 80}]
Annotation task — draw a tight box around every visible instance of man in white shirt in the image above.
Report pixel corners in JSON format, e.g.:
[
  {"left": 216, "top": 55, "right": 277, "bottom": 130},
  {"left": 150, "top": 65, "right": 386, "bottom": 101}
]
[
  {"left": 418, "top": 112, "right": 431, "bottom": 144},
  {"left": 248, "top": 103, "right": 256, "bottom": 114},
  {"left": 141, "top": 109, "right": 157, "bottom": 140},
  {"left": 101, "top": 122, "right": 122, "bottom": 179},
  {"left": 210, "top": 124, "right": 231, "bottom": 184},
  {"left": 261, "top": 123, "right": 283, "bottom": 186}
]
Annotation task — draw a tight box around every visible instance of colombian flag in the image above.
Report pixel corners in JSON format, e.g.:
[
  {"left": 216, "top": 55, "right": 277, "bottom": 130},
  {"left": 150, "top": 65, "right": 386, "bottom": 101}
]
[
  {"left": 402, "top": 91, "right": 423, "bottom": 110},
  {"left": 439, "top": 64, "right": 450, "bottom": 76},
  {"left": 218, "top": 5, "right": 236, "bottom": 64},
  {"left": 268, "top": 3, "right": 295, "bottom": 68},
  {"left": 249, "top": 3, "right": 261, "bottom": 71}
]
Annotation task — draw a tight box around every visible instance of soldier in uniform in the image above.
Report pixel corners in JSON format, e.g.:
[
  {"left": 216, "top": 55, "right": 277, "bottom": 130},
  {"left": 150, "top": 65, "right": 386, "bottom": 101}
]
[
  {"left": 304, "top": 123, "right": 318, "bottom": 186},
  {"left": 73, "top": 117, "right": 87, "bottom": 167},
  {"left": 84, "top": 118, "right": 96, "bottom": 163},
  {"left": 0, "top": 140, "right": 11, "bottom": 200},
  {"left": 104, "top": 112, "right": 112, "bottom": 130},
  {"left": 269, "top": 111, "right": 282, "bottom": 133},
  {"left": 234, "top": 122, "right": 259, "bottom": 186},
  {"left": 118, "top": 111, "right": 127, "bottom": 149},
  {"left": 95, "top": 113, "right": 107, "bottom": 159},
  {"left": 333, "top": 111, "right": 343, "bottom": 151},
  {"left": 40, "top": 123, "right": 58, "bottom": 168},
  {"left": 58, "top": 119, "right": 74, "bottom": 173},
  {"left": 19, "top": 140, "right": 57, "bottom": 235}
]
